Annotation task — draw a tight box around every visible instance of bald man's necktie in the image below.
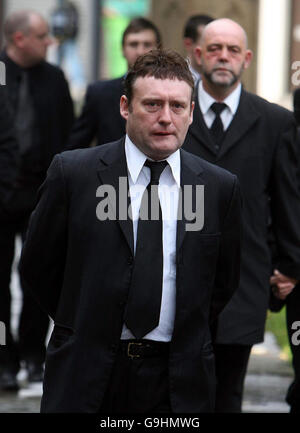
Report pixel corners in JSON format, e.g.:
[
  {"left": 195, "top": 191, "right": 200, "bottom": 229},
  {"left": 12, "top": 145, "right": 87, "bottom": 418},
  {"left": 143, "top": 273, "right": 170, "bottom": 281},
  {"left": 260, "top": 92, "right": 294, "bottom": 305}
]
[
  {"left": 15, "top": 70, "right": 35, "bottom": 157},
  {"left": 124, "top": 160, "right": 168, "bottom": 339},
  {"left": 210, "top": 102, "right": 227, "bottom": 149}
]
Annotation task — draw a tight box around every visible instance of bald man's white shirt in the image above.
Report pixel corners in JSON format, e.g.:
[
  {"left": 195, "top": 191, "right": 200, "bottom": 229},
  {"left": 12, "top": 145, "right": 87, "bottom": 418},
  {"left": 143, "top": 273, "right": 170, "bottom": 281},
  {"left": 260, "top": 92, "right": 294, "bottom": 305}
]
[{"left": 199, "top": 80, "right": 241, "bottom": 130}]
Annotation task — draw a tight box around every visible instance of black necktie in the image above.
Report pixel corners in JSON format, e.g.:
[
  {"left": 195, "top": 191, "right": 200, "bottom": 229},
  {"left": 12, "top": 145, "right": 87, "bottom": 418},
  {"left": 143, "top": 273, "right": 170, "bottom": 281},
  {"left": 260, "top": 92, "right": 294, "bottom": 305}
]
[
  {"left": 124, "top": 159, "right": 168, "bottom": 339},
  {"left": 210, "top": 102, "right": 227, "bottom": 149},
  {"left": 15, "top": 70, "right": 35, "bottom": 156}
]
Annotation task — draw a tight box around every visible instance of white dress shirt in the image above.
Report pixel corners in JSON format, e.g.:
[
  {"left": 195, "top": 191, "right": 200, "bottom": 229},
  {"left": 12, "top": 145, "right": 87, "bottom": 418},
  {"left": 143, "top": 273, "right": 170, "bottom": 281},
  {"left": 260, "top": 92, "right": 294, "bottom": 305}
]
[
  {"left": 198, "top": 80, "right": 241, "bottom": 130},
  {"left": 121, "top": 135, "right": 180, "bottom": 342}
]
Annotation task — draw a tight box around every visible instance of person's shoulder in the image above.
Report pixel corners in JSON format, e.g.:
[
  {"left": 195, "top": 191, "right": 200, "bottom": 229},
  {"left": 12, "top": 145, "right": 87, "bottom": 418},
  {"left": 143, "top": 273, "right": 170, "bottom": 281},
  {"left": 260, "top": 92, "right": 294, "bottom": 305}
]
[
  {"left": 243, "top": 89, "right": 293, "bottom": 120},
  {"left": 36, "top": 60, "right": 67, "bottom": 81},
  {"left": 59, "top": 139, "right": 123, "bottom": 167},
  {"left": 181, "top": 148, "right": 236, "bottom": 183},
  {"left": 88, "top": 76, "right": 124, "bottom": 94}
]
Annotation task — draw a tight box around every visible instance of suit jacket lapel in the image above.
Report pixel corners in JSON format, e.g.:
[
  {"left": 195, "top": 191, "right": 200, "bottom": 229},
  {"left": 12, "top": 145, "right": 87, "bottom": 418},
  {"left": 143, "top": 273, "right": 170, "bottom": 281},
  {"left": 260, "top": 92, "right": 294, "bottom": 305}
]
[
  {"left": 189, "top": 82, "right": 218, "bottom": 156},
  {"left": 97, "top": 138, "right": 134, "bottom": 254},
  {"left": 176, "top": 149, "right": 204, "bottom": 252},
  {"left": 189, "top": 86, "right": 261, "bottom": 159},
  {"left": 218, "top": 89, "right": 261, "bottom": 158}
]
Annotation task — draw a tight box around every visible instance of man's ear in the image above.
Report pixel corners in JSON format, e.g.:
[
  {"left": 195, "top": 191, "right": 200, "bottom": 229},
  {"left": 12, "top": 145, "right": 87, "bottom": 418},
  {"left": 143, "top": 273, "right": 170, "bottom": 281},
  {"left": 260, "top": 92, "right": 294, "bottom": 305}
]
[
  {"left": 244, "top": 49, "right": 253, "bottom": 70},
  {"left": 120, "top": 95, "right": 129, "bottom": 120},
  {"left": 194, "top": 46, "right": 202, "bottom": 66},
  {"left": 13, "top": 31, "right": 26, "bottom": 48},
  {"left": 189, "top": 101, "right": 195, "bottom": 125}
]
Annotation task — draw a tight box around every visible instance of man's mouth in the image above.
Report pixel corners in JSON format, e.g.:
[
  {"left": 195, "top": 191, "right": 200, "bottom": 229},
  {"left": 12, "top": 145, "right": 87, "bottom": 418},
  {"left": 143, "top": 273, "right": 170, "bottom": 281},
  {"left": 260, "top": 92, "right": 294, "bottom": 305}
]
[
  {"left": 153, "top": 132, "right": 173, "bottom": 136},
  {"left": 214, "top": 67, "right": 232, "bottom": 74}
]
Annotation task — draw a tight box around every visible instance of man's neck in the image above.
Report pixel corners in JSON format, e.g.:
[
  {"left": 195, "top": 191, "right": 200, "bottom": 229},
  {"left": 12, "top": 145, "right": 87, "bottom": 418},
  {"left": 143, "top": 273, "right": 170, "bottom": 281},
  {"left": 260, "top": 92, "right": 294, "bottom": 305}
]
[
  {"left": 202, "top": 79, "right": 240, "bottom": 102},
  {"left": 188, "top": 56, "right": 201, "bottom": 75},
  {"left": 6, "top": 46, "right": 32, "bottom": 68}
]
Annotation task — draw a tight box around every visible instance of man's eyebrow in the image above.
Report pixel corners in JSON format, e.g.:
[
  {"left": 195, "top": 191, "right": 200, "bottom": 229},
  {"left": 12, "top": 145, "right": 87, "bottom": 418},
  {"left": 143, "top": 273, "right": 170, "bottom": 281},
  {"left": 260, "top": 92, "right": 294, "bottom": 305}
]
[{"left": 207, "top": 43, "right": 241, "bottom": 49}]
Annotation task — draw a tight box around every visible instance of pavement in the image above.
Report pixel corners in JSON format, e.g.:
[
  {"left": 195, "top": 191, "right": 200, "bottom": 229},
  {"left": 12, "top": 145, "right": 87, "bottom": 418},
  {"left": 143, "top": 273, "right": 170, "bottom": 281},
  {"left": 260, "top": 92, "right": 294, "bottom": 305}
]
[
  {"left": 0, "top": 239, "right": 295, "bottom": 413},
  {"left": 242, "top": 332, "right": 293, "bottom": 413}
]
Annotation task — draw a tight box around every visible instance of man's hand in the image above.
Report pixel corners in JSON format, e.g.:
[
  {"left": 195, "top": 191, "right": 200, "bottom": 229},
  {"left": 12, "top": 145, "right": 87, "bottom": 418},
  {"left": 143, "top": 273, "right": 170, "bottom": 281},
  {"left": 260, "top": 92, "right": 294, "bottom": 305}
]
[{"left": 270, "top": 269, "right": 298, "bottom": 300}]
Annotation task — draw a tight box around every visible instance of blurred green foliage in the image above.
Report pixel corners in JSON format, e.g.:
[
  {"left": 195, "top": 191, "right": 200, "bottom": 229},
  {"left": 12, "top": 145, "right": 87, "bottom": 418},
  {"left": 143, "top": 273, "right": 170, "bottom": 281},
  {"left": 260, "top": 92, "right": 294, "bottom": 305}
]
[{"left": 265, "top": 306, "right": 292, "bottom": 363}]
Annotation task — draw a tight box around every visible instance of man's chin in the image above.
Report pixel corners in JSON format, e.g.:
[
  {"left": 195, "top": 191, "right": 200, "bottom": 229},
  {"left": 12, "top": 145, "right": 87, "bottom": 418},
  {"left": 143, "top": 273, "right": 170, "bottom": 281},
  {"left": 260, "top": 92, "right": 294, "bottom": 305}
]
[{"left": 148, "top": 139, "right": 179, "bottom": 160}]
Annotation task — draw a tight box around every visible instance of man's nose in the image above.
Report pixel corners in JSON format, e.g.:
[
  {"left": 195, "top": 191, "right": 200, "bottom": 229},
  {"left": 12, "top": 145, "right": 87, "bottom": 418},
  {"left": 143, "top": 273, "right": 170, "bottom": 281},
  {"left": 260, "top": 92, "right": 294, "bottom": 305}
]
[
  {"left": 219, "top": 47, "right": 229, "bottom": 61},
  {"left": 158, "top": 105, "right": 172, "bottom": 124}
]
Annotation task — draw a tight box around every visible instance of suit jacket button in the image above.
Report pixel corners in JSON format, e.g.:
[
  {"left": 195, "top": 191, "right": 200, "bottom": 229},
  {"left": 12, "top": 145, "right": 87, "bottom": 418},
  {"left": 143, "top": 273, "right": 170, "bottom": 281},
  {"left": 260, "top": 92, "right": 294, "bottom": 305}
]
[{"left": 127, "top": 257, "right": 133, "bottom": 265}]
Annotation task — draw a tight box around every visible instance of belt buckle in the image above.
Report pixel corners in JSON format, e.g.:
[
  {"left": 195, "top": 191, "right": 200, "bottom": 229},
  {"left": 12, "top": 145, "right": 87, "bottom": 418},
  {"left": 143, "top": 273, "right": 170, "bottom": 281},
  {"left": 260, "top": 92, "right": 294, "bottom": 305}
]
[{"left": 127, "top": 342, "right": 142, "bottom": 359}]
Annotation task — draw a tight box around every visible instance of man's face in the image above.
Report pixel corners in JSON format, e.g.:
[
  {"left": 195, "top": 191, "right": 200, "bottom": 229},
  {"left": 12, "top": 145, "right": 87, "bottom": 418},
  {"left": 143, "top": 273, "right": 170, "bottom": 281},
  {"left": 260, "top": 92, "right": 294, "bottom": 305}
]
[
  {"left": 18, "top": 15, "right": 52, "bottom": 65},
  {"left": 120, "top": 76, "right": 194, "bottom": 161},
  {"left": 196, "top": 21, "right": 252, "bottom": 91},
  {"left": 122, "top": 30, "right": 158, "bottom": 68}
]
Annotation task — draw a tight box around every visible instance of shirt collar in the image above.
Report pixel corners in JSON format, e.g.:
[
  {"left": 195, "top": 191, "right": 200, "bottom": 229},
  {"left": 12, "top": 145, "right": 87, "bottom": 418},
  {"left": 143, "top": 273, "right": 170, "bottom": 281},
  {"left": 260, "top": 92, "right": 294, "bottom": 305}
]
[
  {"left": 199, "top": 81, "right": 242, "bottom": 115},
  {"left": 125, "top": 135, "right": 181, "bottom": 187},
  {"left": 187, "top": 59, "right": 201, "bottom": 84}
]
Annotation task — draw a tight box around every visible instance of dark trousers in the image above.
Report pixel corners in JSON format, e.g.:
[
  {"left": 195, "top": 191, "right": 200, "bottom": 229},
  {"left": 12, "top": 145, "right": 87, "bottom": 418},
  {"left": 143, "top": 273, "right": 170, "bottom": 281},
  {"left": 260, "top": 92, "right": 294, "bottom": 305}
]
[
  {"left": 213, "top": 343, "right": 252, "bottom": 413},
  {"left": 99, "top": 341, "right": 171, "bottom": 413},
  {"left": 286, "top": 285, "right": 300, "bottom": 413},
  {"left": 0, "top": 215, "right": 49, "bottom": 373}
]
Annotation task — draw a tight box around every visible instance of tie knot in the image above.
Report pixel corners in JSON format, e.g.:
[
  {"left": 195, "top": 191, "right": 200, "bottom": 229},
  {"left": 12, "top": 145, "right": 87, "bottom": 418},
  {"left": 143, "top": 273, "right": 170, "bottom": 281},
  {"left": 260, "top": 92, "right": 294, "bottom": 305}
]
[
  {"left": 210, "top": 102, "right": 227, "bottom": 116},
  {"left": 145, "top": 160, "right": 168, "bottom": 185}
]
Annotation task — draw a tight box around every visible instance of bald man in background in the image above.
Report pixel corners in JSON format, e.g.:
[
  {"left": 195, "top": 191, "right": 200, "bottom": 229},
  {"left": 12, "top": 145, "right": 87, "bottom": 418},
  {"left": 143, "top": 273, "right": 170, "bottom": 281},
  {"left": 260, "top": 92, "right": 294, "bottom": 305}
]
[
  {"left": 184, "top": 18, "right": 300, "bottom": 412},
  {"left": 0, "top": 10, "right": 74, "bottom": 390}
]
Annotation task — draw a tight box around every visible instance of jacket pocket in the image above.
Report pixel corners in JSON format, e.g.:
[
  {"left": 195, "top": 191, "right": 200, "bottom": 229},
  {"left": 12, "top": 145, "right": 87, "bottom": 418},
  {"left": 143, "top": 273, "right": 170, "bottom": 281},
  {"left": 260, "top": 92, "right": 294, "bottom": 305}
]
[{"left": 49, "top": 324, "right": 74, "bottom": 349}]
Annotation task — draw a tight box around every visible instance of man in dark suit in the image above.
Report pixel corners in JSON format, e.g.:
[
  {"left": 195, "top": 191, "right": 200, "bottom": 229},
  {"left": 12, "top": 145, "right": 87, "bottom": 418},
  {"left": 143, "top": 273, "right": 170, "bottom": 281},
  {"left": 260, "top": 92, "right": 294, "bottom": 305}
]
[
  {"left": 0, "top": 10, "right": 74, "bottom": 390},
  {"left": 66, "top": 17, "right": 161, "bottom": 150},
  {"left": 268, "top": 92, "right": 300, "bottom": 413},
  {"left": 20, "top": 49, "right": 241, "bottom": 413},
  {"left": 183, "top": 18, "right": 300, "bottom": 412}
]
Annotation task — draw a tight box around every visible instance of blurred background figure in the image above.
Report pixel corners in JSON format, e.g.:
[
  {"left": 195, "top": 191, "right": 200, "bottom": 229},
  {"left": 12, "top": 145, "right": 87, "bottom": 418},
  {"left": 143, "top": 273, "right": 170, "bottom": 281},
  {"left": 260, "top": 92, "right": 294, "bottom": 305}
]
[
  {"left": 293, "top": 87, "right": 300, "bottom": 126},
  {"left": 0, "top": 10, "right": 74, "bottom": 391},
  {"left": 183, "top": 14, "right": 214, "bottom": 83},
  {"left": 49, "top": 1, "right": 86, "bottom": 101},
  {"left": 269, "top": 88, "right": 300, "bottom": 413},
  {"left": 66, "top": 16, "right": 161, "bottom": 150}
]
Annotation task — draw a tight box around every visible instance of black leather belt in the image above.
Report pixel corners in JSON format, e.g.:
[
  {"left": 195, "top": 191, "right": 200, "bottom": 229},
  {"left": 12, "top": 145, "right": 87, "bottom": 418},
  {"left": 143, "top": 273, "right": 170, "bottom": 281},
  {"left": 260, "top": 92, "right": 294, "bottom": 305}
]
[{"left": 119, "top": 339, "right": 170, "bottom": 359}]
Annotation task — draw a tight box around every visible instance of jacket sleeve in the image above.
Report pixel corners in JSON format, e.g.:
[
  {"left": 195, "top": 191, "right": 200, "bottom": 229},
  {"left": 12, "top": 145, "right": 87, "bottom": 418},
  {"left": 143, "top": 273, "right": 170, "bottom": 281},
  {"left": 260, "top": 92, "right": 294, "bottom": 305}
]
[
  {"left": 210, "top": 175, "right": 242, "bottom": 327},
  {"left": 270, "top": 114, "right": 300, "bottom": 280},
  {"left": 64, "top": 84, "right": 97, "bottom": 150},
  {"left": 19, "top": 154, "right": 68, "bottom": 319},
  {"left": 0, "top": 87, "right": 18, "bottom": 209},
  {"left": 58, "top": 69, "right": 75, "bottom": 147}
]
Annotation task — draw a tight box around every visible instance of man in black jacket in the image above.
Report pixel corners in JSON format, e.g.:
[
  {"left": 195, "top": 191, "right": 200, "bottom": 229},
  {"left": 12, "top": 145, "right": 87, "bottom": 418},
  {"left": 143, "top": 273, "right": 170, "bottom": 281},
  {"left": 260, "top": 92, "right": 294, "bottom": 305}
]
[
  {"left": 66, "top": 17, "right": 161, "bottom": 150},
  {"left": 183, "top": 18, "right": 300, "bottom": 412},
  {"left": 0, "top": 10, "right": 74, "bottom": 390},
  {"left": 20, "top": 49, "right": 242, "bottom": 413}
]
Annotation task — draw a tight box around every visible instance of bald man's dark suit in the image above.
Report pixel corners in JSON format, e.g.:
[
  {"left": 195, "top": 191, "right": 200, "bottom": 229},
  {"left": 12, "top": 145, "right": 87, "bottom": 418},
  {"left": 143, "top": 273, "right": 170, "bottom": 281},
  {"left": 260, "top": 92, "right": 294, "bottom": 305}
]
[{"left": 184, "top": 83, "right": 300, "bottom": 411}]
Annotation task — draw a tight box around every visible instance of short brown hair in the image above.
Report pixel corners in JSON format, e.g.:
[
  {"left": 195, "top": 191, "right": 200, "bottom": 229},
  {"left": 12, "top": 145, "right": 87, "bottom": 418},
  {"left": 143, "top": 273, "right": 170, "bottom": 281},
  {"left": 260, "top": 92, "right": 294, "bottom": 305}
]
[
  {"left": 124, "top": 49, "right": 194, "bottom": 106},
  {"left": 122, "top": 17, "right": 161, "bottom": 48}
]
